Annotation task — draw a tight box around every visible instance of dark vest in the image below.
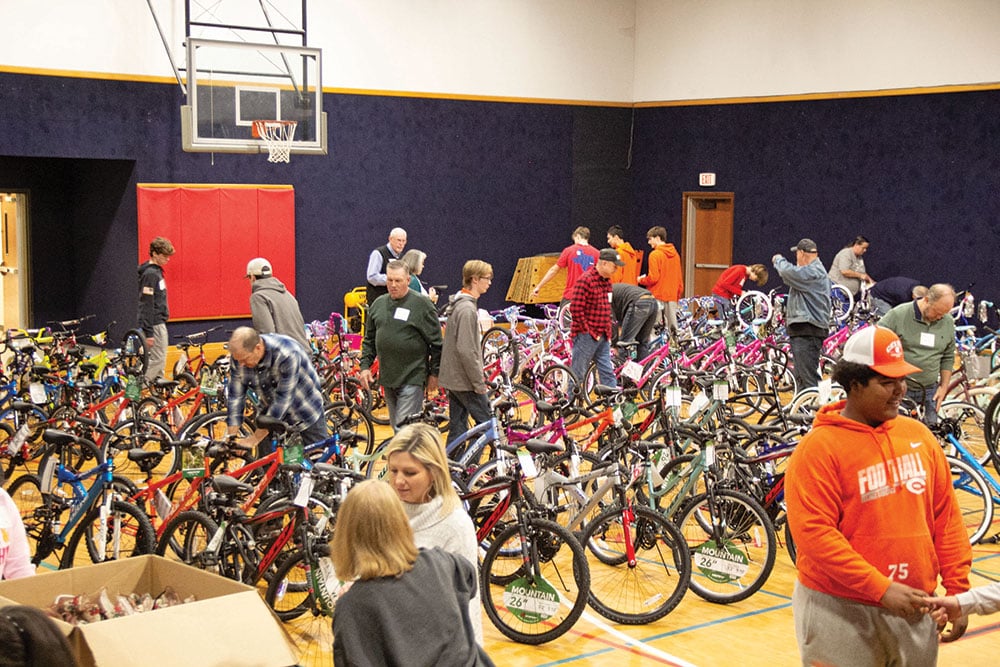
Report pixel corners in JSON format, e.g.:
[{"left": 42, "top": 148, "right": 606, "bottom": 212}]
[{"left": 366, "top": 245, "right": 395, "bottom": 304}]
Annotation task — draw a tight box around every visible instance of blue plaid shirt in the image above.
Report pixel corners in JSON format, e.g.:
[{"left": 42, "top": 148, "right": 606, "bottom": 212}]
[{"left": 226, "top": 333, "right": 325, "bottom": 431}]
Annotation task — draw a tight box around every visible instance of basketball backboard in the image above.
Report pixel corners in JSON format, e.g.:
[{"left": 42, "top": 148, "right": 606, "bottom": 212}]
[{"left": 181, "top": 38, "right": 326, "bottom": 155}]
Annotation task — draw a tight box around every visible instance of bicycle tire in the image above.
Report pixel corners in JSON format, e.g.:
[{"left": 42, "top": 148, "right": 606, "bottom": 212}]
[
  {"left": 784, "top": 521, "right": 797, "bottom": 565},
  {"left": 6, "top": 473, "right": 53, "bottom": 565},
  {"left": 264, "top": 549, "right": 335, "bottom": 666},
  {"left": 556, "top": 302, "right": 572, "bottom": 333},
  {"left": 154, "top": 509, "right": 235, "bottom": 577},
  {"left": 939, "top": 400, "right": 990, "bottom": 467},
  {"left": 735, "top": 290, "right": 772, "bottom": 329},
  {"left": 121, "top": 329, "right": 148, "bottom": 377},
  {"left": 106, "top": 417, "right": 177, "bottom": 488},
  {"left": 536, "top": 363, "right": 577, "bottom": 406},
  {"left": 479, "top": 518, "right": 590, "bottom": 645},
  {"left": 947, "top": 455, "right": 994, "bottom": 545},
  {"left": 829, "top": 285, "right": 854, "bottom": 326},
  {"left": 676, "top": 488, "right": 777, "bottom": 604},
  {"left": 482, "top": 326, "right": 521, "bottom": 378},
  {"left": 986, "top": 390, "right": 1000, "bottom": 474},
  {"left": 495, "top": 382, "right": 542, "bottom": 429},
  {"left": 325, "top": 400, "right": 376, "bottom": 456},
  {"left": 582, "top": 504, "right": 691, "bottom": 624},
  {"left": 60, "top": 499, "right": 156, "bottom": 569}
]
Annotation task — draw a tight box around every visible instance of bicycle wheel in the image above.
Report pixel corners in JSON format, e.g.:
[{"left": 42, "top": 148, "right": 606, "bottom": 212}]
[
  {"left": 734, "top": 290, "right": 772, "bottom": 329},
  {"left": 830, "top": 285, "right": 854, "bottom": 326},
  {"left": 495, "top": 382, "right": 542, "bottom": 429},
  {"left": 939, "top": 401, "right": 990, "bottom": 467},
  {"left": 582, "top": 504, "right": 691, "bottom": 624},
  {"left": 986, "top": 390, "right": 1000, "bottom": 474},
  {"left": 676, "top": 488, "right": 777, "bottom": 604},
  {"left": 325, "top": 401, "right": 375, "bottom": 456},
  {"left": 556, "top": 302, "right": 572, "bottom": 333},
  {"left": 154, "top": 510, "right": 233, "bottom": 577},
  {"left": 265, "top": 549, "right": 335, "bottom": 666},
  {"left": 536, "top": 363, "right": 576, "bottom": 405},
  {"left": 121, "top": 328, "right": 148, "bottom": 377},
  {"left": 107, "top": 417, "right": 177, "bottom": 488},
  {"left": 784, "top": 521, "right": 797, "bottom": 565},
  {"left": 947, "top": 455, "right": 994, "bottom": 545},
  {"left": 60, "top": 499, "right": 156, "bottom": 569},
  {"left": 482, "top": 326, "right": 520, "bottom": 378},
  {"left": 5, "top": 473, "right": 54, "bottom": 565},
  {"left": 480, "top": 518, "right": 590, "bottom": 645}
]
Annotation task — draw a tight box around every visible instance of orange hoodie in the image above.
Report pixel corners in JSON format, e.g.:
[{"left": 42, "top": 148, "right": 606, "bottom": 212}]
[
  {"left": 786, "top": 402, "right": 971, "bottom": 605},
  {"left": 638, "top": 243, "right": 683, "bottom": 301}
]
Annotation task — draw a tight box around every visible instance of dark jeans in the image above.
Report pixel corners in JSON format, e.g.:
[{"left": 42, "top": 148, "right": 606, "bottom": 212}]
[
  {"left": 618, "top": 298, "right": 660, "bottom": 360},
  {"left": 906, "top": 384, "right": 939, "bottom": 425},
  {"left": 446, "top": 389, "right": 493, "bottom": 446},
  {"left": 301, "top": 415, "right": 330, "bottom": 447},
  {"left": 790, "top": 334, "right": 824, "bottom": 391}
]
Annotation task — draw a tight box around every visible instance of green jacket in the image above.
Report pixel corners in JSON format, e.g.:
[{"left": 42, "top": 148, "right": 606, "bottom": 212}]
[
  {"left": 361, "top": 289, "right": 442, "bottom": 388},
  {"left": 879, "top": 301, "right": 955, "bottom": 389}
]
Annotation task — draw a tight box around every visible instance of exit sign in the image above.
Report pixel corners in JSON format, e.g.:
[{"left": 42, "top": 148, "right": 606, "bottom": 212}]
[{"left": 699, "top": 173, "right": 716, "bottom": 187}]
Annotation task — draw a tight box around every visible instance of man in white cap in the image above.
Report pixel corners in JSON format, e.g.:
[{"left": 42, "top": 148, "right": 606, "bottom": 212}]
[
  {"left": 246, "top": 257, "right": 310, "bottom": 353},
  {"left": 786, "top": 326, "right": 972, "bottom": 666}
]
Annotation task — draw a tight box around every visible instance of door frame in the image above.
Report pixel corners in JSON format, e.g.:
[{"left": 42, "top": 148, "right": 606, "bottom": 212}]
[
  {"left": 681, "top": 191, "right": 734, "bottom": 298},
  {"left": 1, "top": 190, "right": 31, "bottom": 330}
]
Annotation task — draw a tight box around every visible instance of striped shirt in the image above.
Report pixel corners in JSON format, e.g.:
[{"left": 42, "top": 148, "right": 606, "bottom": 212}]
[{"left": 226, "top": 333, "right": 325, "bottom": 431}]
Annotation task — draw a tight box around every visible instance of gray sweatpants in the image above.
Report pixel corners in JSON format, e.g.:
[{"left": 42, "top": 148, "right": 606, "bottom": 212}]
[{"left": 793, "top": 582, "right": 938, "bottom": 667}]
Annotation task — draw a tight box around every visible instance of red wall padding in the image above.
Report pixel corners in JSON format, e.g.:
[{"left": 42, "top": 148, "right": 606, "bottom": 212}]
[{"left": 137, "top": 186, "right": 295, "bottom": 320}]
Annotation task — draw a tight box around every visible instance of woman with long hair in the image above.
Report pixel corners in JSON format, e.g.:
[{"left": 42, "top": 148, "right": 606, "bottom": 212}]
[{"left": 330, "top": 480, "right": 492, "bottom": 666}]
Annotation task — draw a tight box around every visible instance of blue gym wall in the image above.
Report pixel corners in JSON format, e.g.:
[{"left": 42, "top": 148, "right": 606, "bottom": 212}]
[{"left": 1, "top": 70, "right": 998, "bottom": 339}]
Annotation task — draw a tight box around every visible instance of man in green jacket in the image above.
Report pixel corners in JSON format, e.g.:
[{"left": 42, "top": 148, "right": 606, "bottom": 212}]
[
  {"left": 879, "top": 283, "right": 956, "bottom": 424},
  {"left": 360, "top": 260, "right": 443, "bottom": 430}
]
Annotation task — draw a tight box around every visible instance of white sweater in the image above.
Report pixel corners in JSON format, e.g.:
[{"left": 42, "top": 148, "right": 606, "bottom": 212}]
[
  {"left": 404, "top": 496, "right": 483, "bottom": 645},
  {"left": 0, "top": 488, "right": 34, "bottom": 580}
]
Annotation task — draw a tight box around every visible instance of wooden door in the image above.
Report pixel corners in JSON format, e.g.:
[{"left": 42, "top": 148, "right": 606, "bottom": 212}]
[
  {"left": 681, "top": 193, "right": 734, "bottom": 297},
  {"left": 1, "top": 193, "right": 25, "bottom": 330}
]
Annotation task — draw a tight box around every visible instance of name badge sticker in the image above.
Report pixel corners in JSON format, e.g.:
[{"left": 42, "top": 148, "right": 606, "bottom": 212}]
[
  {"left": 919, "top": 332, "right": 935, "bottom": 348},
  {"left": 394, "top": 307, "right": 411, "bottom": 321}
]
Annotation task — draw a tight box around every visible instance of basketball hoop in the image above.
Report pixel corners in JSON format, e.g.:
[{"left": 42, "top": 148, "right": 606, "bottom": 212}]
[{"left": 252, "top": 120, "right": 297, "bottom": 163}]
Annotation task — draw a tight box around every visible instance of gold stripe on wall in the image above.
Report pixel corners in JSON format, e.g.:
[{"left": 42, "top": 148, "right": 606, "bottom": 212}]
[{"left": 2, "top": 63, "right": 999, "bottom": 107}]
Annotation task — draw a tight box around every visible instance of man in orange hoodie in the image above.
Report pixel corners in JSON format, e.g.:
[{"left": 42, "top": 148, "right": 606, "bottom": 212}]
[
  {"left": 786, "top": 326, "right": 972, "bottom": 666},
  {"left": 637, "top": 226, "right": 683, "bottom": 339}
]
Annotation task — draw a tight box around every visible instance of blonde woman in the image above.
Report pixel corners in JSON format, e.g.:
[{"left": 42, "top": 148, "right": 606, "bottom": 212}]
[
  {"left": 384, "top": 423, "right": 482, "bottom": 644},
  {"left": 330, "top": 481, "right": 492, "bottom": 667}
]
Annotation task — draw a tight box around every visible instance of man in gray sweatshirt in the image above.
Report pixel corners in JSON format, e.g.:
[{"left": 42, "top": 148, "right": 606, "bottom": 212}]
[{"left": 246, "top": 257, "right": 311, "bottom": 353}]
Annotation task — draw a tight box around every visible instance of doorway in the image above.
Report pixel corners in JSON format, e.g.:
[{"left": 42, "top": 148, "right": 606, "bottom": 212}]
[
  {"left": 0, "top": 191, "right": 30, "bottom": 331},
  {"left": 681, "top": 192, "right": 734, "bottom": 297}
]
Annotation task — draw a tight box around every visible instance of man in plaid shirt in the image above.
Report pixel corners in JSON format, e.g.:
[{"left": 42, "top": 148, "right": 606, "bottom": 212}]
[
  {"left": 569, "top": 248, "right": 623, "bottom": 390},
  {"left": 226, "top": 326, "right": 328, "bottom": 449}
]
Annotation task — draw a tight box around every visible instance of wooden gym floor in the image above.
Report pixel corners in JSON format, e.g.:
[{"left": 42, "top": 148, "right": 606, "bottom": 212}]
[{"left": 284, "top": 421, "right": 1000, "bottom": 667}]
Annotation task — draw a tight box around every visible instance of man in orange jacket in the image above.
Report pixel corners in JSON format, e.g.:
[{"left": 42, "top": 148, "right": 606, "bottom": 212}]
[
  {"left": 786, "top": 326, "right": 972, "bottom": 666},
  {"left": 638, "top": 226, "right": 683, "bottom": 339}
]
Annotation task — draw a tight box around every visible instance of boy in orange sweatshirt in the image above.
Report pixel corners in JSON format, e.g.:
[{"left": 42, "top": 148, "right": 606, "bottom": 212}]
[
  {"left": 786, "top": 326, "right": 972, "bottom": 666},
  {"left": 637, "top": 226, "right": 683, "bottom": 339}
]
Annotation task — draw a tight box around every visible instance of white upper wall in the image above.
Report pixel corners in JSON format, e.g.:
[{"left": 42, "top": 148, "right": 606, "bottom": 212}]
[
  {"left": 635, "top": 0, "right": 1000, "bottom": 101},
  {"left": 0, "top": 0, "right": 996, "bottom": 103}
]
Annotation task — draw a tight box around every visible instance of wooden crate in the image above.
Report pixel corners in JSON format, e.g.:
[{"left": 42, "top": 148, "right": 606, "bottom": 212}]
[{"left": 505, "top": 254, "right": 565, "bottom": 304}]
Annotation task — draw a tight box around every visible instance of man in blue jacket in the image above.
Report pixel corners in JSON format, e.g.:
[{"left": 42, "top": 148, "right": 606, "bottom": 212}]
[{"left": 773, "top": 238, "right": 831, "bottom": 391}]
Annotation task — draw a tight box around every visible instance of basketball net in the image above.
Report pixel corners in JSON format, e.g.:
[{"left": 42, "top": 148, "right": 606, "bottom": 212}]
[{"left": 252, "top": 120, "right": 298, "bottom": 163}]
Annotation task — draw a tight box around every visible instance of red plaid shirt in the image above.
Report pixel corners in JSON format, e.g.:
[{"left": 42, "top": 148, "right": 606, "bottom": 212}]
[{"left": 569, "top": 267, "right": 612, "bottom": 340}]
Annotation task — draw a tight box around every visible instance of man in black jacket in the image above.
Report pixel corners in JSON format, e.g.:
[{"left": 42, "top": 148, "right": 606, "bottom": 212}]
[
  {"left": 137, "top": 236, "right": 174, "bottom": 381},
  {"left": 246, "top": 257, "right": 310, "bottom": 353}
]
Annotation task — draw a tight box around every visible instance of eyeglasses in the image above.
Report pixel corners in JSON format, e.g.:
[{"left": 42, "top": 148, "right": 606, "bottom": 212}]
[{"left": 478, "top": 276, "right": 493, "bottom": 282}]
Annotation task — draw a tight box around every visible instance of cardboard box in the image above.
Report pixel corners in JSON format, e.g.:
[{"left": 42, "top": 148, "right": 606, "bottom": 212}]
[
  {"left": 505, "top": 254, "right": 564, "bottom": 304},
  {"left": 0, "top": 555, "right": 298, "bottom": 667}
]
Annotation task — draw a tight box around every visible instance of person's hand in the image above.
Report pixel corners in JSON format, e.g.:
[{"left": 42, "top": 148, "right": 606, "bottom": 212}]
[
  {"left": 772, "top": 254, "right": 782, "bottom": 264},
  {"left": 924, "top": 594, "right": 962, "bottom": 622},
  {"left": 879, "top": 581, "right": 929, "bottom": 619},
  {"left": 933, "top": 386, "right": 948, "bottom": 410},
  {"left": 426, "top": 375, "right": 439, "bottom": 394},
  {"left": 146, "top": 337, "right": 155, "bottom": 348},
  {"left": 939, "top": 614, "right": 969, "bottom": 642},
  {"left": 359, "top": 368, "right": 373, "bottom": 390},
  {"left": 428, "top": 287, "right": 438, "bottom": 304}
]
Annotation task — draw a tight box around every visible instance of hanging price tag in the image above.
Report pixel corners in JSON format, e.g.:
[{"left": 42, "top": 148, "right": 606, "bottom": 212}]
[
  {"left": 690, "top": 391, "right": 709, "bottom": 414},
  {"left": 665, "top": 385, "right": 682, "bottom": 408},
  {"left": 818, "top": 378, "right": 832, "bottom": 404},
  {"left": 621, "top": 360, "right": 643, "bottom": 382},
  {"left": 712, "top": 380, "right": 729, "bottom": 401},
  {"left": 704, "top": 442, "right": 716, "bottom": 467},
  {"left": 29, "top": 382, "right": 47, "bottom": 404},
  {"left": 293, "top": 473, "right": 315, "bottom": 507},
  {"left": 517, "top": 451, "right": 539, "bottom": 479}
]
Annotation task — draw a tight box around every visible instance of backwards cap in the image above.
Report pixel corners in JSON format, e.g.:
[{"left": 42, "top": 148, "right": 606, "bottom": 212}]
[{"left": 841, "top": 326, "right": 921, "bottom": 378}]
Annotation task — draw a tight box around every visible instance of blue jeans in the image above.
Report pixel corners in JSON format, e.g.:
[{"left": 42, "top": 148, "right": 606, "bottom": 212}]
[
  {"left": 572, "top": 334, "right": 616, "bottom": 390},
  {"left": 446, "top": 390, "right": 493, "bottom": 446},
  {"left": 790, "top": 334, "right": 824, "bottom": 391},
  {"left": 906, "top": 384, "right": 939, "bottom": 425},
  {"left": 618, "top": 299, "right": 660, "bottom": 360},
  {"left": 384, "top": 384, "right": 425, "bottom": 431}
]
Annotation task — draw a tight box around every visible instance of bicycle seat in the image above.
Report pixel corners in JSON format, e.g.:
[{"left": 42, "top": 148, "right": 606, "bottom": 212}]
[
  {"left": 10, "top": 400, "right": 38, "bottom": 412},
  {"left": 210, "top": 474, "right": 254, "bottom": 496},
  {"left": 256, "top": 415, "right": 287, "bottom": 433},
  {"left": 42, "top": 429, "right": 81, "bottom": 447},
  {"left": 153, "top": 377, "right": 179, "bottom": 391}
]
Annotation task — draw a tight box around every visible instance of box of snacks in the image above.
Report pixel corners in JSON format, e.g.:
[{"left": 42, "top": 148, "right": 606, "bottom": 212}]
[{"left": 0, "top": 555, "right": 297, "bottom": 667}]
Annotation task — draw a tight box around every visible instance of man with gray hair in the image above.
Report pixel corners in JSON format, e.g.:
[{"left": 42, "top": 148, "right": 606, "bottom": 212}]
[
  {"left": 225, "top": 326, "right": 328, "bottom": 449},
  {"left": 879, "top": 283, "right": 956, "bottom": 424},
  {"left": 246, "top": 257, "right": 310, "bottom": 353},
  {"left": 366, "top": 227, "right": 408, "bottom": 305}
]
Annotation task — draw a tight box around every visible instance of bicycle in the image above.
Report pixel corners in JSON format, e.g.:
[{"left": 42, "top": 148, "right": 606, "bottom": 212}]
[{"left": 8, "top": 428, "right": 155, "bottom": 569}]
